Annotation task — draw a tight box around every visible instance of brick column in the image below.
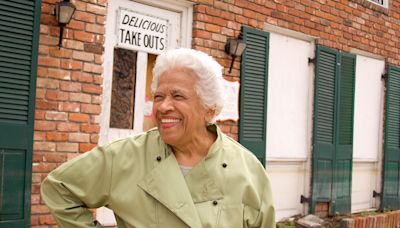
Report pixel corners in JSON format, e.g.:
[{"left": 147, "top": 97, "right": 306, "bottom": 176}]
[{"left": 31, "top": 0, "right": 107, "bottom": 227}]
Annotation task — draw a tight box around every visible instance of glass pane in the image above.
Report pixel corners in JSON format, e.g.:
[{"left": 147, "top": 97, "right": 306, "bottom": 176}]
[
  {"left": 110, "top": 48, "right": 137, "bottom": 129},
  {"left": 143, "top": 54, "right": 157, "bottom": 131}
]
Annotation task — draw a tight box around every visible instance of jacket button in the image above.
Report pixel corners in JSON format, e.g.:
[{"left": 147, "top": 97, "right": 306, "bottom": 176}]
[
  {"left": 156, "top": 156, "right": 162, "bottom": 161},
  {"left": 222, "top": 163, "right": 227, "bottom": 168},
  {"left": 212, "top": 200, "right": 218, "bottom": 206}
]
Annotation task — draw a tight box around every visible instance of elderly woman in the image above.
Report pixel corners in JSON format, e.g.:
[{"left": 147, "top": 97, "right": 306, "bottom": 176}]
[{"left": 41, "top": 48, "right": 275, "bottom": 228}]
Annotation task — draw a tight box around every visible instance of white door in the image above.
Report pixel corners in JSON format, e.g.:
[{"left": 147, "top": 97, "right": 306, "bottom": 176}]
[{"left": 98, "top": 0, "right": 192, "bottom": 225}]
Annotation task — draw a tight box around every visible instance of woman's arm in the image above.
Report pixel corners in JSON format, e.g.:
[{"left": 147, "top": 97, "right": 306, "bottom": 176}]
[{"left": 41, "top": 146, "right": 113, "bottom": 227}]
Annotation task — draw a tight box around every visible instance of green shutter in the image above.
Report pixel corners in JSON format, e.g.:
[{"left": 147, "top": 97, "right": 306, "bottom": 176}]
[
  {"left": 239, "top": 26, "right": 269, "bottom": 166},
  {"left": 382, "top": 65, "right": 400, "bottom": 210},
  {"left": 333, "top": 53, "right": 355, "bottom": 213},
  {"left": 0, "top": 0, "right": 41, "bottom": 227},
  {"left": 312, "top": 46, "right": 338, "bottom": 211},
  {"left": 311, "top": 45, "right": 355, "bottom": 214}
]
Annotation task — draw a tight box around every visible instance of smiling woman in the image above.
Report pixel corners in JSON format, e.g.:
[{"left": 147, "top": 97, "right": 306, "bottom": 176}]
[{"left": 41, "top": 48, "right": 276, "bottom": 228}]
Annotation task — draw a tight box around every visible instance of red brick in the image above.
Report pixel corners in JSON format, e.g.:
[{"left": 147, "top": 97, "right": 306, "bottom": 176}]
[
  {"left": 58, "top": 102, "right": 81, "bottom": 112},
  {"left": 69, "top": 113, "right": 90, "bottom": 122},
  {"left": 60, "top": 81, "right": 81, "bottom": 92},
  {"left": 45, "top": 90, "right": 69, "bottom": 101},
  {"left": 57, "top": 122, "right": 80, "bottom": 132},
  {"left": 67, "top": 19, "right": 85, "bottom": 30},
  {"left": 35, "top": 88, "right": 45, "bottom": 99},
  {"left": 34, "top": 131, "right": 46, "bottom": 141},
  {"left": 56, "top": 142, "right": 79, "bottom": 152},
  {"left": 81, "top": 124, "right": 100, "bottom": 133},
  {"left": 39, "top": 35, "right": 59, "bottom": 46},
  {"left": 36, "top": 79, "right": 60, "bottom": 90},
  {"left": 45, "top": 111, "right": 68, "bottom": 121},
  {"left": 31, "top": 194, "right": 40, "bottom": 205},
  {"left": 64, "top": 39, "right": 84, "bottom": 50},
  {"left": 91, "top": 95, "right": 102, "bottom": 104},
  {"left": 61, "top": 59, "right": 83, "bottom": 70},
  {"left": 34, "top": 120, "right": 57, "bottom": 131},
  {"left": 205, "top": 24, "right": 221, "bottom": 33},
  {"left": 32, "top": 162, "right": 58, "bottom": 173},
  {"left": 86, "top": 23, "right": 105, "bottom": 34},
  {"left": 46, "top": 132, "right": 69, "bottom": 141},
  {"left": 43, "top": 153, "right": 67, "bottom": 163},
  {"left": 49, "top": 47, "right": 73, "bottom": 58},
  {"left": 80, "top": 143, "right": 97, "bottom": 152},
  {"left": 83, "top": 62, "right": 103, "bottom": 74},
  {"left": 35, "top": 110, "right": 46, "bottom": 120},
  {"left": 82, "top": 84, "right": 102, "bottom": 94},
  {"left": 73, "top": 50, "right": 95, "bottom": 62},
  {"left": 31, "top": 205, "right": 50, "bottom": 214},
  {"left": 69, "top": 93, "right": 91, "bottom": 103},
  {"left": 38, "top": 56, "right": 60, "bottom": 67},
  {"left": 87, "top": 3, "right": 107, "bottom": 15},
  {"left": 91, "top": 134, "right": 99, "bottom": 144},
  {"left": 81, "top": 104, "right": 101, "bottom": 114},
  {"left": 69, "top": 133, "right": 90, "bottom": 142},
  {"left": 74, "top": 31, "right": 95, "bottom": 42},
  {"left": 93, "top": 76, "right": 103, "bottom": 85},
  {"left": 71, "top": 71, "right": 94, "bottom": 83},
  {"left": 39, "top": 214, "right": 56, "bottom": 225}
]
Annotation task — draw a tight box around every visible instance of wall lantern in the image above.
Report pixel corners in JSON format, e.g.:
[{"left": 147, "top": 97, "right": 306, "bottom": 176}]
[
  {"left": 224, "top": 36, "right": 246, "bottom": 73},
  {"left": 54, "top": 0, "right": 76, "bottom": 47}
]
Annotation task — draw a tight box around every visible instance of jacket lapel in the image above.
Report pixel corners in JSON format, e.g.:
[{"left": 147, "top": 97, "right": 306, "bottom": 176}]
[
  {"left": 184, "top": 159, "right": 224, "bottom": 203},
  {"left": 137, "top": 154, "right": 203, "bottom": 228}
]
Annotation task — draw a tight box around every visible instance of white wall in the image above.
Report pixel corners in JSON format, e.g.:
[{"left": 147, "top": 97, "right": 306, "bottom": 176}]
[
  {"left": 266, "top": 33, "right": 314, "bottom": 160},
  {"left": 353, "top": 55, "right": 385, "bottom": 161},
  {"left": 351, "top": 55, "right": 385, "bottom": 212},
  {"left": 266, "top": 32, "right": 314, "bottom": 221}
]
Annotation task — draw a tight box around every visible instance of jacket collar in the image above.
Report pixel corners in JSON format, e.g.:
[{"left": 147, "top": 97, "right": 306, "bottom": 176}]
[{"left": 137, "top": 153, "right": 203, "bottom": 228}]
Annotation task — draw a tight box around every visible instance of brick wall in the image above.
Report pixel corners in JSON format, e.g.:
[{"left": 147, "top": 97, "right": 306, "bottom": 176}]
[
  {"left": 340, "top": 210, "right": 400, "bottom": 227},
  {"left": 31, "top": 0, "right": 107, "bottom": 227},
  {"left": 191, "top": 0, "right": 400, "bottom": 136},
  {"left": 32, "top": 0, "right": 400, "bottom": 227}
]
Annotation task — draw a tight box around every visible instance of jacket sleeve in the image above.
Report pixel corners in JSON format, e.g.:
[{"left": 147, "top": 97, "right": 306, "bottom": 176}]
[
  {"left": 41, "top": 146, "right": 113, "bottom": 228},
  {"left": 244, "top": 174, "right": 276, "bottom": 228}
]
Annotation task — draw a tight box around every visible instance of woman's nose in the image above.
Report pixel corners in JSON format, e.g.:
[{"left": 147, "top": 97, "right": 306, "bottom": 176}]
[{"left": 158, "top": 97, "right": 173, "bottom": 113}]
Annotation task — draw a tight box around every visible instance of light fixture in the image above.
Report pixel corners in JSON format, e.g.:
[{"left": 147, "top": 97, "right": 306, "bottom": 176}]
[
  {"left": 224, "top": 36, "right": 247, "bottom": 73},
  {"left": 54, "top": 0, "right": 76, "bottom": 48}
]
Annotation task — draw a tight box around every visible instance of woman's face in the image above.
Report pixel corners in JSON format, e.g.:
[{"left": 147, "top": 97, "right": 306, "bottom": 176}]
[{"left": 152, "top": 68, "right": 213, "bottom": 147}]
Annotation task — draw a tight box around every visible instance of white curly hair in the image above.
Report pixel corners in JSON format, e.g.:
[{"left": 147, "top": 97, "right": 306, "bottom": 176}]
[{"left": 151, "top": 48, "right": 225, "bottom": 124}]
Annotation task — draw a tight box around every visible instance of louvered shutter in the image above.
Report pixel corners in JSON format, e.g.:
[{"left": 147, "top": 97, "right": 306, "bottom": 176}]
[
  {"left": 239, "top": 26, "right": 269, "bottom": 166},
  {"left": 0, "top": 0, "right": 41, "bottom": 227},
  {"left": 334, "top": 53, "right": 355, "bottom": 213},
  {"left": 382, "top": 65, "right": 400, "bottom": 210},
  {"left": 311, "top": 45, "right": 355, "bottom": 214},
  {"left": 312, "top": 46, "right": 338, "bottom": 211}
]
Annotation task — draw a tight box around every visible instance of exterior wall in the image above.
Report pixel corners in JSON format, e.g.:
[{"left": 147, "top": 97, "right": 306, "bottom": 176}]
[
  {"left": 31, "top": 0, "right": 400, "bottom": 227},
  {"left": 31, "top": 0, "right": 107, "bottom": 226}
]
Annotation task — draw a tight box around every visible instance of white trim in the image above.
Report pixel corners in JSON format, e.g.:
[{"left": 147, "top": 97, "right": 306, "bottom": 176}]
[
  {"left": 264, "top": 24, "right": 318, "bottom": 42},
  {"left": 350, "top": 48, "right": 385, "bottom": 60}
]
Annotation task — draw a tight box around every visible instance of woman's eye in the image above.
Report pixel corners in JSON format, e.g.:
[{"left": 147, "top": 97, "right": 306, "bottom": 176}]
[
  {"left": 174, "top": 94, "right": 184, "bottom": 100},
  {"left": 154, "top": 95, "right": 163, "bottom": 101}
]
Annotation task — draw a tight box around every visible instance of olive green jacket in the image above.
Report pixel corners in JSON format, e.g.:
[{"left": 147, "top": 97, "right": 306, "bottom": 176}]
[{"left": 41, "top": 126, "right": 275, "bottom": 228}]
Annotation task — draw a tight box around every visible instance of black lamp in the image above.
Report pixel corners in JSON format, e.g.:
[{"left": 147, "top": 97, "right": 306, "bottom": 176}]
[
  {"left": 55, "top": 0, "right": 76, "bottom": 47},
  {"left": 224, "top": 36, "right": 246, "bottom": 73}
]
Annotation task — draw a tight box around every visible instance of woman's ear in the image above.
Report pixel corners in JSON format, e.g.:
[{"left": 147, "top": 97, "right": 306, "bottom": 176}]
[{"left": 205, "top": 109, "right": 216, "bottom": 124}]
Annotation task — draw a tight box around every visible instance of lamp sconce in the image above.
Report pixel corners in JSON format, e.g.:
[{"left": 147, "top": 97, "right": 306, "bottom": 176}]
[
  {"left": 224, "top": 36, "right": 246, "bottom": 73},
  {"left": 54, "top": 0, "right": 76, "bottom": 48}
]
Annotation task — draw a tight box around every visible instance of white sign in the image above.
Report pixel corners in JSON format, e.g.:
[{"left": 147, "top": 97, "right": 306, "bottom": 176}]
[
  {"left": 117, "top": 9, "right": 168, "bottom": 54},
  {"left": 217, "top": 80, "right": 240, "bottom": 121}
]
